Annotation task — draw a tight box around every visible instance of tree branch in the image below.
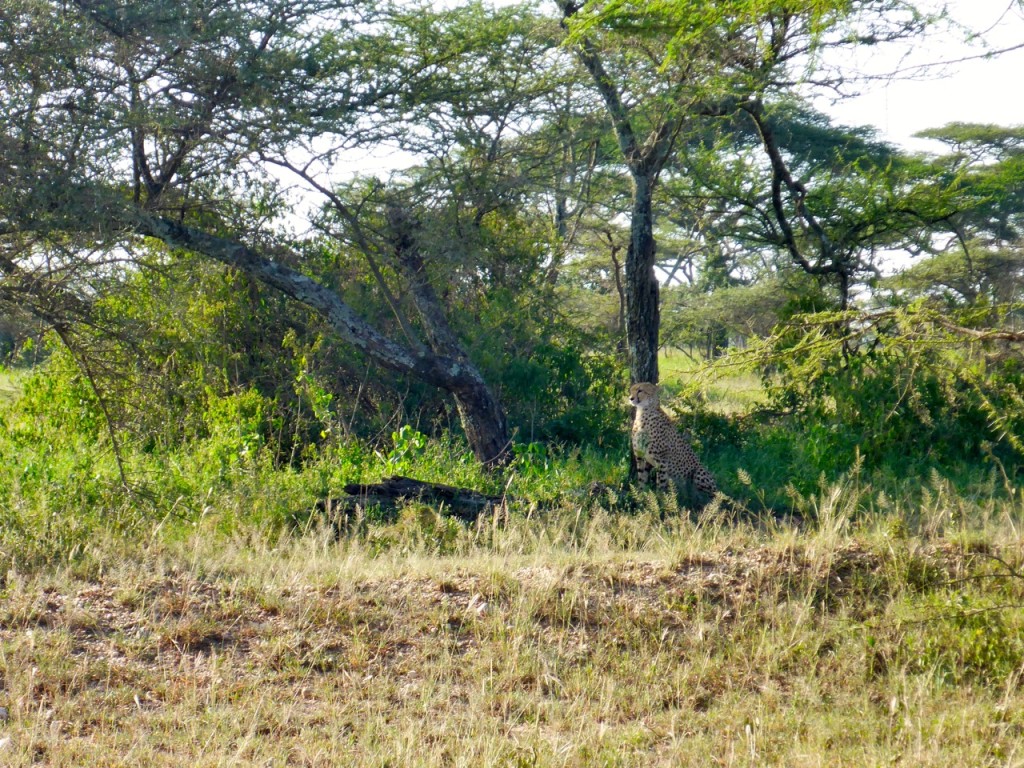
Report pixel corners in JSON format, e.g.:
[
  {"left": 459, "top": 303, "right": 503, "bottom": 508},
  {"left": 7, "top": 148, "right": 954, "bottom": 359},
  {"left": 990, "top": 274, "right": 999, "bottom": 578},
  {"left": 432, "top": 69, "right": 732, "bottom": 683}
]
[
  {"left": 932, "top": 316, "right": 1024, "bottom": 343},
  {"left": 742, "top": 99, "right": 840, "bottom": 279},
  {"left": 385, "top": 204, "right": 466, "bottom": 360},
  {"left": 129, "top": 212, "right": 476, "bottom": 393}
]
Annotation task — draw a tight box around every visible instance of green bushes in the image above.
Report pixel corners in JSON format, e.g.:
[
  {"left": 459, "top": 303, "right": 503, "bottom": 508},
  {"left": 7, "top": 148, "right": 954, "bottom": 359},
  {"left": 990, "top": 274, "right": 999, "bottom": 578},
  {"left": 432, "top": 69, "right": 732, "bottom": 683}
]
[
  {"left": 0, "top": 349, "right": 626, "bottom": 566},
  {"left": 902, "top": 591, "right": 1024, "bottom": 685},
  {"left": 495, "top": 342, "right": 626, "bottom": 448},
  {"left": 36, "top": 246, "right": 630, "bottom": 466},
  {"left": 4, "top": 282, "right": 1023, "bottom": 568},
  {"left": 648, "top": 304, "right": 1024, "bottom": 509},
  {"left": 746, "top": 305, "right": 1024, "bottom": 476}
]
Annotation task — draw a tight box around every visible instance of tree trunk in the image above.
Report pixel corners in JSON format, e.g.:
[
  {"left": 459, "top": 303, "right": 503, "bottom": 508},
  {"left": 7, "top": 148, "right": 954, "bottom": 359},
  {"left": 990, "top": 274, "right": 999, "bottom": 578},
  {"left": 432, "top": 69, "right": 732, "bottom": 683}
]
[
  {"left": 626, "top": 173, "right": 660, "bottom": 384},
  {"left": 451, "top": 380, "right": 510, "bottom": 469},
  {"left": 321, "top": 475, "right": 505, "bottom": 523},
  {"left": 561, "top": 3, "right": 668, "bottom": 386},
  {"left": 386, "top": 205, "right": 510, "bottom": 467},
  {"left": 133, "top": 212, "right": 511, "bottom": 466}
]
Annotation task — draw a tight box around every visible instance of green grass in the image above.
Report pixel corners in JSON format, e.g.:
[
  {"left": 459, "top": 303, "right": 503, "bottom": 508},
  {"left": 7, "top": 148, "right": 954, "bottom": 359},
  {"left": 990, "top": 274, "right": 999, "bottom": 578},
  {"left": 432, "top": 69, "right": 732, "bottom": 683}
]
[{"left": 660, "top": 348, "right": 767, "bottom": 413}]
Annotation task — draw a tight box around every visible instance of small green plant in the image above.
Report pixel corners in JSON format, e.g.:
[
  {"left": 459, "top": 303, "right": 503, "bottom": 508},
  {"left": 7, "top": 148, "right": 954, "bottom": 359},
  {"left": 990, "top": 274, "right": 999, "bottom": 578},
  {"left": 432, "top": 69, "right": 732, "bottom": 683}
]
[
  {"left": 200, "top": 387, "right": 270, "bottom": 475},
  {"left": 512, "top": 441, "right": 549, "bottom": 476},
  {"left": 905, "top": 591, "right": 1024, "bottom": 686},
  {"left": 382, "top": 425, "right": 428, "bottom": 473},
  {"left": 293, "top": 361, "right": 335, "bottom": 440}
]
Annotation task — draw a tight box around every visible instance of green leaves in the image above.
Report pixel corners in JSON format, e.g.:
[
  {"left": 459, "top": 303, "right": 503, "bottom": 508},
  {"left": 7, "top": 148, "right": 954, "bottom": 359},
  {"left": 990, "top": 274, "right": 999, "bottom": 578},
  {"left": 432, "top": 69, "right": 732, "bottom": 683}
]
[
  {"left": 381, "top": 425, "right": 429, "bottom": 473},
  {"left": 749, "top": 304, "right": 1024, "bottom": 473}
]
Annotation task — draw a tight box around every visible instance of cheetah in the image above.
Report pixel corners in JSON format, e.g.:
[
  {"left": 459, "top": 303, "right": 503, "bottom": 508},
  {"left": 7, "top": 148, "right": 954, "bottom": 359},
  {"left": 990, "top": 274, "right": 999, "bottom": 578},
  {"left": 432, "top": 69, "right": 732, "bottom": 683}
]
[{"left": 629, "top": 382, "right": 717, "bottom": 503}]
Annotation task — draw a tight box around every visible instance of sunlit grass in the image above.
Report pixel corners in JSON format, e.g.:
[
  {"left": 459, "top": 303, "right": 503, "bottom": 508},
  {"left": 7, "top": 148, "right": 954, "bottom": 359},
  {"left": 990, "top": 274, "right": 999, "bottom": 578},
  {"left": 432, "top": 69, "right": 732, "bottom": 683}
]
[
  {"left": 0, "top": 367, "right": 23, "bottom": 402},
  {"left": 659, "top": 347, "right": 767, "bottom": 413},
  {"left": 2, "top": 477, "right": 1023, "bottom": 766},
  {"left": 2, "top": 352, "right": 1023, "bottom": 764}
]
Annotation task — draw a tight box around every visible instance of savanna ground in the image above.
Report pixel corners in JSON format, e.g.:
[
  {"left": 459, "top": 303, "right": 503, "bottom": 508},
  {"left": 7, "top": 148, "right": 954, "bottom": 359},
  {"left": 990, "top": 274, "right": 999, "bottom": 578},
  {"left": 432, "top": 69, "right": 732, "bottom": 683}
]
[{"left": 2, "top": 356, "right": 1024, "bottom": 767}]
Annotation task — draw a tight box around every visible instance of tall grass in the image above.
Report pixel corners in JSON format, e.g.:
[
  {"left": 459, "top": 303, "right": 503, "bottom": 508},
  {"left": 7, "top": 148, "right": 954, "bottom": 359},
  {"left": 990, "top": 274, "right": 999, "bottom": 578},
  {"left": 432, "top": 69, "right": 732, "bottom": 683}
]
[
  {"left": 1, "top": 475, "right": 1023, "bottom": 766},
  {"left": 2, "top": 357, "right": 1024, "bottom": 764}
]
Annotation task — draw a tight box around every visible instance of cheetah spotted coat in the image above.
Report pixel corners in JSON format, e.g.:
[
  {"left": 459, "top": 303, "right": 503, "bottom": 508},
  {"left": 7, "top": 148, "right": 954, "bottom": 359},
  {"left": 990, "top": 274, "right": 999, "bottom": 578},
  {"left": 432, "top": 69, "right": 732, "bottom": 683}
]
[{"left": 629, "top": 382, "right": 717, "bottom": 500}]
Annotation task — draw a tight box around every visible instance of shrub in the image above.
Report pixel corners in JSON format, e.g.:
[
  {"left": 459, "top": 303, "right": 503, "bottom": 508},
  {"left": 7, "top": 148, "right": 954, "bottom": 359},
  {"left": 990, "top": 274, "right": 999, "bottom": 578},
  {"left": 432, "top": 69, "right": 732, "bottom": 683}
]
[{"left": 749, "top": 305, "right": 1024, "bottom": 476}]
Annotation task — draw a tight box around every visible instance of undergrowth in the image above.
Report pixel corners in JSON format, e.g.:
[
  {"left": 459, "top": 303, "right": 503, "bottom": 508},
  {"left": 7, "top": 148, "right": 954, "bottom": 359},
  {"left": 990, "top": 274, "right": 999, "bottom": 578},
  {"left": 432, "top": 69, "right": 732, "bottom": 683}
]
[{"left": 2, "top": 356, "right": 1024, "bottom": 765}]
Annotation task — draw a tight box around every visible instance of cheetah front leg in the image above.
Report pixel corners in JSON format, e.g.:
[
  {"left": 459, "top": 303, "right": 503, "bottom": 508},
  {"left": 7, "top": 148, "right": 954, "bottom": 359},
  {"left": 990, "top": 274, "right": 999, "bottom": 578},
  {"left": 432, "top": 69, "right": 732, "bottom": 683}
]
[
  {"left": 693, "top": 466, "right": 718, "bottom": 500},
  {"left": 635, "top": 454, "right": 656, "bottom": 488},
  {"left": 655, "top": 467, "right": 673, "bottom": 493}
]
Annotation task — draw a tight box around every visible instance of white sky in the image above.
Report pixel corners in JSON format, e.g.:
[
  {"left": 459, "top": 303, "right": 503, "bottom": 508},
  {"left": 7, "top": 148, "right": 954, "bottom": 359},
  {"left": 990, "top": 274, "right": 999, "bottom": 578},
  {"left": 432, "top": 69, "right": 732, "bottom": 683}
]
[{"left": 816, "top": 0, "right": 1024, "bottom": 151}]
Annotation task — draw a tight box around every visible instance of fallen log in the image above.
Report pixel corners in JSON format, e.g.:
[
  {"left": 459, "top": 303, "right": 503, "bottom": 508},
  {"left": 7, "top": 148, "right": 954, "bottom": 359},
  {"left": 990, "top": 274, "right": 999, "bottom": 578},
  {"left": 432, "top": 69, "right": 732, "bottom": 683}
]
[{"left": 315, "top": 475, "right": 505, "bottom": 524}]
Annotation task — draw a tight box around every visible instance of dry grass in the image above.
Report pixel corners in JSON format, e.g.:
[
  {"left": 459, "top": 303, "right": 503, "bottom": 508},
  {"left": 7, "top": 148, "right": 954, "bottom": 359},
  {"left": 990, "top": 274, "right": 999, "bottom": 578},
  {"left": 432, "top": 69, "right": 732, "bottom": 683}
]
[
  {"left": 0, "top": 369, "right": 22, "bottom": 403},
  {"left": 2, "top": 495, "right": 1024, "bottom": 767}
]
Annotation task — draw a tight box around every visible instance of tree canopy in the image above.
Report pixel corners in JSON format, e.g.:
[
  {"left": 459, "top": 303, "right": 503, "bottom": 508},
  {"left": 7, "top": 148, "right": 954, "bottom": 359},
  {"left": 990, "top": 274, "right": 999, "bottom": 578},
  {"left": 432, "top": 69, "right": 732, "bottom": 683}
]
[{"left": 1, "top": 0, "right": 1022, "bottom": 472}]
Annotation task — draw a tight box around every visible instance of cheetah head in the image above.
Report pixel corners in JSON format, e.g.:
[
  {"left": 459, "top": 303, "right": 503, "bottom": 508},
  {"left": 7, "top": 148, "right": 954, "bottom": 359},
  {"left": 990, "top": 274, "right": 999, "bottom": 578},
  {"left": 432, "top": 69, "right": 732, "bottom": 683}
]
[{"left": 628, "top": 382, "right": 659, "bottom": 409}]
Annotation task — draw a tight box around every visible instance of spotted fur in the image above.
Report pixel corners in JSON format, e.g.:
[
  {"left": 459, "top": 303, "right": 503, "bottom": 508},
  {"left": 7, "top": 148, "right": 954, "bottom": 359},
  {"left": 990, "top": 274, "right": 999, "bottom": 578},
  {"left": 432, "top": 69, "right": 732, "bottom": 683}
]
[{"left": 629, "top": 382, "right": 717, "bottom": 501}]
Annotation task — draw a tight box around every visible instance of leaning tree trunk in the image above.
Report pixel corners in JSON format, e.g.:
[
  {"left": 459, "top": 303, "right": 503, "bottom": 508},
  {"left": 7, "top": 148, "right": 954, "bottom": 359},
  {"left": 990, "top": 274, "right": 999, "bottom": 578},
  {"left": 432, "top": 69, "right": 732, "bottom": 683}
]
[
  {"left": 451, "top": 378, "right": 509, "bottom": 468},
  {"left": 626, "top": 172, "right": 661, "bottom": 385},
  {"left": 133, "top": 212, "right": 511, "bottom": 467},
  {"left": 386, "top": 205, "right": 511, "bottom": 467}
]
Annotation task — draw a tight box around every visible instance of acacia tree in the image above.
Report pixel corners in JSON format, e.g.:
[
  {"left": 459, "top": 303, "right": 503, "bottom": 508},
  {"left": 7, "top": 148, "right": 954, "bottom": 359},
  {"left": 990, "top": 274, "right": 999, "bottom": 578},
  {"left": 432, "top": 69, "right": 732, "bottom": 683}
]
[
  {"left": 887, "top": 124, "right": 1024, "bottom": 306},
  {"left": 659, "top": 104, "right": 940, "bottom": 311},
  {"left": 558, "top": 0, "right": 705, "bottom": 384},
  {"left": 557, "top": 0, "right": 940, "bottom": 380},
  {"left": 0, "top": 0, "right": 561, "bottom": 466}
]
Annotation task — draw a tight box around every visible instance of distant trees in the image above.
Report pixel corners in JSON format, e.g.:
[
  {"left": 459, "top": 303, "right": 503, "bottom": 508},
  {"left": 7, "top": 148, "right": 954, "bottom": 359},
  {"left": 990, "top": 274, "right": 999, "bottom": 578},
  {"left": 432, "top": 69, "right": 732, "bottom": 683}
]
[{"left": 887, "top": 124, "right": 1024, "bottom": 307}]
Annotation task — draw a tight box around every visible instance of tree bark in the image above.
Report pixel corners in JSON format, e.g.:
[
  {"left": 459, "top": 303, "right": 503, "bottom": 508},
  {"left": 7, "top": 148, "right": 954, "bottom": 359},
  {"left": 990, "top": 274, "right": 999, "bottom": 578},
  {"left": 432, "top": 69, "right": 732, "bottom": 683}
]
[
  {"left": 386, "top": 205, "right": 511, "bottom": 467},
  {"left": 449, "top": 386, "right": 509, "bottom": 469},
  {"left": 318, "top": 475, "right": 505, "bottom": 524},
  {"left": 626, "top": 173, "right": 661, "bottom": 384}
]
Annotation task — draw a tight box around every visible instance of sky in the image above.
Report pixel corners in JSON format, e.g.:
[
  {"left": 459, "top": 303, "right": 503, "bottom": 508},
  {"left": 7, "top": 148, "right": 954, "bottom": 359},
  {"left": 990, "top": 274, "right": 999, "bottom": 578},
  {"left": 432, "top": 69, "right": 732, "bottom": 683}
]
[{"left": 815, "top": 0, "right": 1024, "bottom": 151}]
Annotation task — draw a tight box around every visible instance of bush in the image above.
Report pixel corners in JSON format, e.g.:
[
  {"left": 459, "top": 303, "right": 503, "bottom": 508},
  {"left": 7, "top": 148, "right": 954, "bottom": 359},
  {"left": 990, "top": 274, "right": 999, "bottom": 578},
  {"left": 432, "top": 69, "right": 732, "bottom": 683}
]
[
  {"left": 496, "top": 342, "right": 626, "bottom": 448},
  {"left": 749, "top": 305, "right": 1024, "bottom": 476}
]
